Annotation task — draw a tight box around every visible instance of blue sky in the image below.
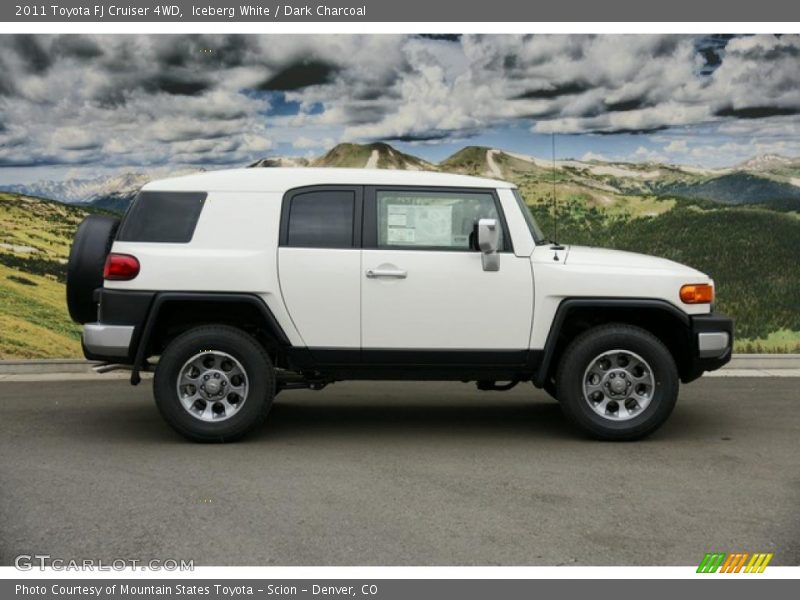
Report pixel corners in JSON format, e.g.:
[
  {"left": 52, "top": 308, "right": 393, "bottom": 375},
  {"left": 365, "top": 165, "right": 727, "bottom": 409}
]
[{"left": 0, "top": 34, "right": 798, "bottom": 184}]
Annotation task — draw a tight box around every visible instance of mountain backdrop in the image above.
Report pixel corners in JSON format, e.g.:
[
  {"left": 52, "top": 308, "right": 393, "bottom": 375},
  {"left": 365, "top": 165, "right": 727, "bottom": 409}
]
[
  {"left": 6, "top": 143, "right": 800, "bottom": 211},
  {"left": 2, "top": 142, "right": 800, "bottom": 357}
]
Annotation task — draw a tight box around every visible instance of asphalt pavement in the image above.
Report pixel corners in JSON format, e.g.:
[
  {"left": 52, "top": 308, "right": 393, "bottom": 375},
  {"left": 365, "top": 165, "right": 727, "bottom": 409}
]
[{"left": 0, "top": 377, "right": 798, "bottom": 566}]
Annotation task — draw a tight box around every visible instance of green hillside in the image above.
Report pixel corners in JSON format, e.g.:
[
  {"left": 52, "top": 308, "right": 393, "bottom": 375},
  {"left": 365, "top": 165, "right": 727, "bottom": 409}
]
[
  {"left": 0, "top": 192, "right": 88, "bottom": 358},
  {"left": 439, "top": 146, "right": 496, "bottom": 174},
  {"left": 654, "top": 172, "right": 800, "bottom": 206}
]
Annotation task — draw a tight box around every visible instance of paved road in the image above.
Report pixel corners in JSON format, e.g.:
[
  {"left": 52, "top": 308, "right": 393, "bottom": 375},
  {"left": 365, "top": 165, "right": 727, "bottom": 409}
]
[{"left": 0, "top": 378, "right": 798, "bottom": 566}]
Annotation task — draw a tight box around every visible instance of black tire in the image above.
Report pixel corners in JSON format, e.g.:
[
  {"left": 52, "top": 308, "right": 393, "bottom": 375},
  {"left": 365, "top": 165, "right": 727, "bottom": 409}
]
[
  {"left": 154, "top": 325, "right": 275, "bottom": 443},
  {"left": 66, "top": 214, "right": 120, "bottom": 324},
  {"left": 555, "top": 324, "right": 679, "bottom": 441}
]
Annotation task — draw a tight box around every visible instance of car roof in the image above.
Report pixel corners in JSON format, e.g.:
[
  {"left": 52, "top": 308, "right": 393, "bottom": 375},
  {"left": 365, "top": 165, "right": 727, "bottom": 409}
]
[{"left": 142, "top": 167, "right": 516, "bottom": 193}]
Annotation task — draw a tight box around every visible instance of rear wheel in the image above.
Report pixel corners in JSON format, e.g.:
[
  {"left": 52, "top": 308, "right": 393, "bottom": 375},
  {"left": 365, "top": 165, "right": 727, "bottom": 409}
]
[
  {"left": 154, "top": 325, "right": 275, "bottom": 442},
  {"left": 555, "top": 324, "right": 679, "bottom": 440}
]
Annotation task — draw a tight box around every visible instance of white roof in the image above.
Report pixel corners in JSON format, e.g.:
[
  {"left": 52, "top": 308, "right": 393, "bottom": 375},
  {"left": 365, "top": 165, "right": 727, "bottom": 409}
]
[{"left": 142, "top": 167, "right": 515, "bottom": 193}]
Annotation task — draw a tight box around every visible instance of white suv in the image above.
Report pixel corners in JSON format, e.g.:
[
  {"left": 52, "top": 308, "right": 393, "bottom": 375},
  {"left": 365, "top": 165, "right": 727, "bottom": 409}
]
[{"left": 66, "top": 168, "right": 732, "bottom": 442}]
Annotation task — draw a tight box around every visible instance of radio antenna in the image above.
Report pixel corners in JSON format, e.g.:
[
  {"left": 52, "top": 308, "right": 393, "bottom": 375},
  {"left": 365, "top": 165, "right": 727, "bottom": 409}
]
[{"left": 550, "top": 133, "right": 564, "bottom": 252}]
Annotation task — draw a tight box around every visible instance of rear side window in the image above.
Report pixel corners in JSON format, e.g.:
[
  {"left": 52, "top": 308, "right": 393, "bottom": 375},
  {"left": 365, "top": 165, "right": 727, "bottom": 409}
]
[
  {"left": 117, "top": 191, "right": 206, "bottom": 243},
  {"left": 286, "top": 190, "right": 355, "bottom": 248}
]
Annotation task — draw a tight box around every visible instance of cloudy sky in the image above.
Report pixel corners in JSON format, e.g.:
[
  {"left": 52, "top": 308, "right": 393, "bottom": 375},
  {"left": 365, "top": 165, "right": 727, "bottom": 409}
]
[{"left": 1, "top": 33, "right": 799, "bottom": 183}]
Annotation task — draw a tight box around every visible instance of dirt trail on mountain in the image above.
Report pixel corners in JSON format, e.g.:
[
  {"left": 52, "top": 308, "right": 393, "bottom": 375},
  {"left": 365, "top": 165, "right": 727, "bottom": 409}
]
[{"left": 486, "top": 149, "right": 503, "bottom": 178}]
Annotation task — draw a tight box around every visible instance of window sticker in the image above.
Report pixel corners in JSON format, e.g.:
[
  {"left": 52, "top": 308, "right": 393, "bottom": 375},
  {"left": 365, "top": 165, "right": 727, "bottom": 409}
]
[{"left": 385, "top": 204, "right": 453, "bottom": 246}]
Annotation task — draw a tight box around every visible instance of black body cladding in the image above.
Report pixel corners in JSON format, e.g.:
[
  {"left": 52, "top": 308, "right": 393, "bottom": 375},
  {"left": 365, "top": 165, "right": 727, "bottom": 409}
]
[{"left": 89, "top": 288, "right": 731, "bottom": 386}]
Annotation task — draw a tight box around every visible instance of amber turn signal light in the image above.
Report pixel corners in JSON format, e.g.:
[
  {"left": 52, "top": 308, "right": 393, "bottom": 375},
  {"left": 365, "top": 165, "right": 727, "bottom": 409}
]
[{"left": 680, "top": 283, "right": 714, "bottom": 304}]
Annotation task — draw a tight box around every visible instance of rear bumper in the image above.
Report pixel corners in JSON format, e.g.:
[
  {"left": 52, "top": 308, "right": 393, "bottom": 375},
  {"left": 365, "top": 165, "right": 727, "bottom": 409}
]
[
  {"left": 682, "top": 312, "right": 734, "bottom": 382},
  {"left": 83, "top": 323, "right": 135, "bottom": 358},
  {"left": 80, "top": 289, "right": 155, "bottom": 363}
]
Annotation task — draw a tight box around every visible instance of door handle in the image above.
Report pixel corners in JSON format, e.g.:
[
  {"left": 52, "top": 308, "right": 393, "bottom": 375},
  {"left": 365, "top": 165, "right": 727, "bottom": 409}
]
[{"left": 366, "top": 267, "right": 407, "bottom": 279}]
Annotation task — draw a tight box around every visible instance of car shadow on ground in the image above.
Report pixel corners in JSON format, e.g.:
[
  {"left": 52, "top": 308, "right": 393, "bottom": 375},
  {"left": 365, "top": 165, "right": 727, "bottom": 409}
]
[
  {"left": 89, "top": 394, "right": 722, "bottom": 446},
  {"left": 81, "top": 395, "right": 576, "bottom": 444},
  {"left": 255, "top": 396, "right": 574, "bottom": 442},
  {"left": 0, "top": 380, "right": 727, "bottom": 446}
]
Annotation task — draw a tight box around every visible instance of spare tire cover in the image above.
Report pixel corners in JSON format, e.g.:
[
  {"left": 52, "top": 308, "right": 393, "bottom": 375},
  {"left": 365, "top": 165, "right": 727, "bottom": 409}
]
[{"left": 66, "top": 214, "right": 120, "bottom": 324}]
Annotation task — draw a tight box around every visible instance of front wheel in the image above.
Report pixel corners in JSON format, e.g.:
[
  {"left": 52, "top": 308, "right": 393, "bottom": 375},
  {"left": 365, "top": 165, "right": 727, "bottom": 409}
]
[
  {"left": 154, "top": 325, "right": 275, "bottom": 442},
  {"left": 555, "top": 324, "right": 679, "bottom": 441}
]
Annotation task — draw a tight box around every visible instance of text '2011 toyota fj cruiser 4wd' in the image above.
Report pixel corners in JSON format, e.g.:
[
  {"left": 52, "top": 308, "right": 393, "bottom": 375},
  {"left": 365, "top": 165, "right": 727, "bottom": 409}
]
[{"left": 66, "top": 168, "right": 732, "bottom": 442}]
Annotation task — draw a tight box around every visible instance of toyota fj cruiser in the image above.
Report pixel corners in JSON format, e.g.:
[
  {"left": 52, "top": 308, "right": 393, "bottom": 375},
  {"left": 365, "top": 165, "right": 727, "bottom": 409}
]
[{"left": 66, "top": 168, "right": 732, "bottom": 442}]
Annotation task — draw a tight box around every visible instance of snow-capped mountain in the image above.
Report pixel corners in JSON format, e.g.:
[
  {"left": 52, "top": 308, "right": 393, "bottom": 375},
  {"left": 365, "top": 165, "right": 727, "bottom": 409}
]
[
  {"left": 0, "top": 172, "right": 151, "bottom": 205},
  {"left": 736, "top": 154, "right": 795, "bottom": 172},
  {"left": 0, "top": 168, "right": 200, "bottom": 211}
]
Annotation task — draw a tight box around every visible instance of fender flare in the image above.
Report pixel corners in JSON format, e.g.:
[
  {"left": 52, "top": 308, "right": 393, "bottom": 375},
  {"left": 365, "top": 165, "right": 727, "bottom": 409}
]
[
  {"left": 130, "top": 292, "right": 291, "bottom": 385},
  {"left": 532, "top": 297, "right": 691, "bottom": 387}
]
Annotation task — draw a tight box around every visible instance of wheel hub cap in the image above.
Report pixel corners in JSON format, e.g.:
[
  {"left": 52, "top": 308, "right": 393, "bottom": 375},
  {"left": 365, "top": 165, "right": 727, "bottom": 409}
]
[
  {"left": 608, "top": 374, "right": 627, "bottom": 394},
  {"left": 203, "top": 376, "right": 223, "bottom": 397}
]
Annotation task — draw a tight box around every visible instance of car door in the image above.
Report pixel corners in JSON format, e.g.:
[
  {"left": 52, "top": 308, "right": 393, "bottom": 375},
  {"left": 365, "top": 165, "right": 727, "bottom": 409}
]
[
  {"left": 360, "top": 186, "right": 533, "bottom": 356},
  {"left": 277, "top": 186, "right": 362, "bottom": 349}
]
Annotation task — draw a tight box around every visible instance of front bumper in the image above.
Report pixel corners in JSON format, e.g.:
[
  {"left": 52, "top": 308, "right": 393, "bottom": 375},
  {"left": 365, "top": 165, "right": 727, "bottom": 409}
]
[{"left": 682, "top": 312, "right": 734, "bottom": 382}]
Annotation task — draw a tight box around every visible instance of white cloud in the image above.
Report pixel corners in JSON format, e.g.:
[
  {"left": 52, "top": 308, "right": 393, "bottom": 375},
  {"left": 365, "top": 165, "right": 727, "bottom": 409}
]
[
  {"left": 292, "top": 136, "right": 334, "bottom": 149},
  {"left": 632, "top": 145, "right": 668, "bottom": 163},
  {"left": 0, "top": 33, "right": 798, "bottom": 171},
  {"left": 664, "top": 139, "right": 689, "bottom": 154}
]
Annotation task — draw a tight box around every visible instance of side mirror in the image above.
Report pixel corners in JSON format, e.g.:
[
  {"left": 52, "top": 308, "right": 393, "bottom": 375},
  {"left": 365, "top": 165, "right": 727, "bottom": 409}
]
[{"left": 477, "top": 218, "right": 500, "bottom": 272}]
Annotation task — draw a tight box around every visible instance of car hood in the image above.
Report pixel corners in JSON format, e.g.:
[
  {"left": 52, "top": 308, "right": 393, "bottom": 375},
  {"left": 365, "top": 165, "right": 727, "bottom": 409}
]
[{"left": 563, "top": 245, "right": 708, "bottom": 278}]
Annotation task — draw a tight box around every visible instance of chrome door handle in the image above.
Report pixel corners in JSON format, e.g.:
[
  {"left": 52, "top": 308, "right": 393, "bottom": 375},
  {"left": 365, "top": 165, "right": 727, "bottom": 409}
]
[{"left": 366, "top": 268, "right": 407, "bottom": 279}]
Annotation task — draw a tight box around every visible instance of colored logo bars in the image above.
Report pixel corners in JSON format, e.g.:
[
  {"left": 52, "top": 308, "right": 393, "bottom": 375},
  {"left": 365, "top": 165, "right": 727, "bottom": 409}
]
[{"left": 697, "top": 552, "right": 774, "bottom": 573}]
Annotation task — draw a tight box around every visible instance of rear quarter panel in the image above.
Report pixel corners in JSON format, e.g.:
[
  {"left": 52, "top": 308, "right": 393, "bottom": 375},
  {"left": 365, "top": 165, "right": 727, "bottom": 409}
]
[{"left": 106, "top": 190, "right": 304, "bottom": 345}]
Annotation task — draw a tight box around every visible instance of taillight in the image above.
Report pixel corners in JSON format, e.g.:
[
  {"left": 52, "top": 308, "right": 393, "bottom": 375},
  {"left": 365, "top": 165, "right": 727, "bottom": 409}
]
[
  {"left": 103, "top": 253, "right": 140, "bottom": 280},
  {"left": 680, "top": 283, "right": 714, "bottom": 304}
]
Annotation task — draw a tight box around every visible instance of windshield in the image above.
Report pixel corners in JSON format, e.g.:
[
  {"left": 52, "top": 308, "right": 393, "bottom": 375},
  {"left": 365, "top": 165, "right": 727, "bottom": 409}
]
[{"left": 512, "top": 189, "right": 546, "bottom": 244}]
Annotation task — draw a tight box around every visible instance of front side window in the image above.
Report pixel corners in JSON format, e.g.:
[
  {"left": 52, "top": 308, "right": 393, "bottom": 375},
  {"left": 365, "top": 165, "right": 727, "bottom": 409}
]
[
  {"left": 376, "top": 190, "right": 504, "bottom": 250},
  {"left": 286, "top": 190, "right": 355, "bottom": 248},
  {"left": 512, "top": 189, "right": 546, "bottom": 244}
]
